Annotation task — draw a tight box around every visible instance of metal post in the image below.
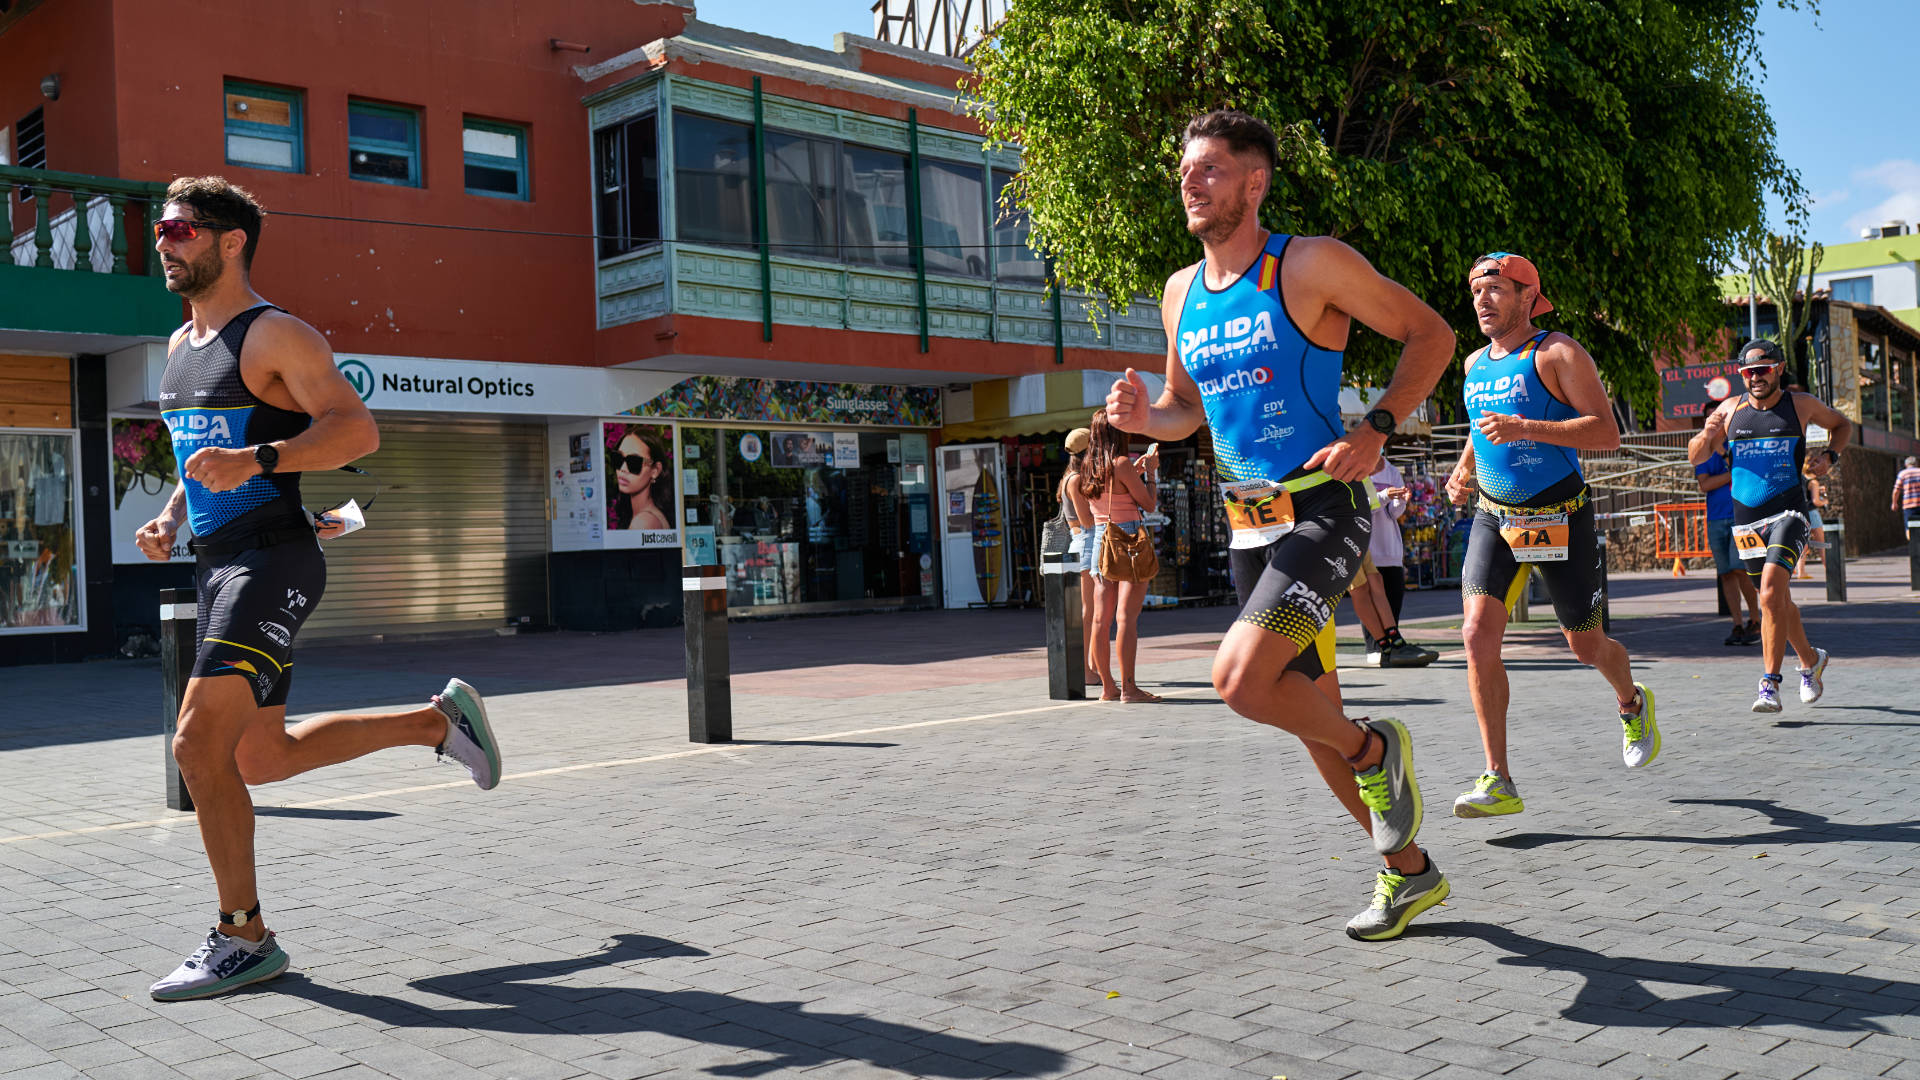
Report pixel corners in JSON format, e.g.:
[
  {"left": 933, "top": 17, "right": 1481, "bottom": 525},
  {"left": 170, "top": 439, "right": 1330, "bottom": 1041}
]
[
  {"left": 1041, "top": 550, "right": 1085, "bottom": 701},
  {"left": 683, "top": 565, "right": 732, "bottom": 743},
  {"left": 1823, "top": 521, "right": 1847, "bottom": 603},
  {"left": 158, "top": 588, "right": 195, "bottom": 811},
  {"left": 1908, "top": 519, "right": 1920, "bottom": 591},
  {"left": 1510, "top": 566, "right": 1531, "bottom": 624},
  {"left": 1596, "top": 533, "right": 1612, "bottom": 633}
]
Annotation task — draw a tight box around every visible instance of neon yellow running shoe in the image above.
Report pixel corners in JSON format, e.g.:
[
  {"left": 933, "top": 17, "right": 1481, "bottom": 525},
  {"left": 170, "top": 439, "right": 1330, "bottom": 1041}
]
[
  {"left": 1452, "top": 771, "right": 1524, "bottom": 818},
  {"left": 1621, "top": 681, "right": 1660, "bottom": 768},
  {"left": 1346, "top": 860, "right": 1450, "bottom": 941}
]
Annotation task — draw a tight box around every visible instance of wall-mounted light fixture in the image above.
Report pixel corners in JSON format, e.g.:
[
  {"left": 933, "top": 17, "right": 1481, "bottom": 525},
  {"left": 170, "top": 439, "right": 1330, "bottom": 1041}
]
[
  {"left": 39, "top": 73, "right": 60, "bottom": 101},
  {"left": 550, "top": 39, "right": 591, "bottom": 53}
]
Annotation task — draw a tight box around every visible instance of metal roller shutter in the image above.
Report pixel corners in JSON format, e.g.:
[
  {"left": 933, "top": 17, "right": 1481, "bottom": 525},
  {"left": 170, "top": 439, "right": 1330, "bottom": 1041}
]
[{"left": 297, "top": 416, "right": 547, "bottom": 640}]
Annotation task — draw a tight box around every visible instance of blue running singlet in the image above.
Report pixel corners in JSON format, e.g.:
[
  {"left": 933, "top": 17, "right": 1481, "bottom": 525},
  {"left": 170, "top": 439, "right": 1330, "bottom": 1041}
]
[
  {"left": 1725, "top": 391, "right": 1808, "bottom": 516},
  {"left": 1175, "top": 233, "right": 1344, "bottom": 487},
  {"left": 1463, "top": 331, "right": 1583, "bottom": 506},
  {"left": 158, "top": 304, "right": 311, "bottom": 542}
]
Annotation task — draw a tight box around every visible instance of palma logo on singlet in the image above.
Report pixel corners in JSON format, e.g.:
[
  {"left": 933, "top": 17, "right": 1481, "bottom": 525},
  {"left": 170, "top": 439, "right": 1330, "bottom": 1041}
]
[
  {"left": 164, "top": 411, "right": 235, "bottom": 443},
  {"left": 1465, "top": 372, "right": 1530, "bottom": 403},
  {"left": 1180, "top": 310, "right": 1277, "bottom": 366}
]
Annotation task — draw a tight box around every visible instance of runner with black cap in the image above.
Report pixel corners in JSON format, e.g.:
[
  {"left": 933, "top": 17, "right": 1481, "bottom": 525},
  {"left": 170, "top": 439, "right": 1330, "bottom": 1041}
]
[
  {"left": 1447, "top": 252, "right": 1659, "bottom": 820},
  {"left": 1687, "top": 338, "right": 1852, "bottom": 712}
]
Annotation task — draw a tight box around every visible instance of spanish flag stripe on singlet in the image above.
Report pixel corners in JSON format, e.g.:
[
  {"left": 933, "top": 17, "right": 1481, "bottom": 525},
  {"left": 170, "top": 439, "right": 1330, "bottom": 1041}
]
[{"left": 1256, "top": 253, "right": 1278, "bottom": 292}]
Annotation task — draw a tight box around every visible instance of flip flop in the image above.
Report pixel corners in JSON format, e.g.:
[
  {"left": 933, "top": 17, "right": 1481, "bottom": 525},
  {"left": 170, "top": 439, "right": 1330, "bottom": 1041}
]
[{"left": 1121, "top": 690, "right": 1164, "bottom": 703}]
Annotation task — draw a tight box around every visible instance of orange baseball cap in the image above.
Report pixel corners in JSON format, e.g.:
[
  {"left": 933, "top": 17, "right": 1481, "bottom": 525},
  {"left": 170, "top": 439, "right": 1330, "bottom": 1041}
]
[{"left": 1470, "top": 251, "right": 1555, "bottom": 317}]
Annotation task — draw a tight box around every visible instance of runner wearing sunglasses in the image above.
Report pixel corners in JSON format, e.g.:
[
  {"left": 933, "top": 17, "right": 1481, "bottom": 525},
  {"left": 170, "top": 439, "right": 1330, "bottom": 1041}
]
[
  {"left": 137, "top": 177, "right": 503, "bottom": 1002},
  {"left": 1687, "top": 340, "right": 1851, "bottom": 713},
  {"left": 1447, "top": 253, "right": 1658, "bottom": 822},
  {"left": 1108, "top": 110, "right": 1455, "bottom": 940}
]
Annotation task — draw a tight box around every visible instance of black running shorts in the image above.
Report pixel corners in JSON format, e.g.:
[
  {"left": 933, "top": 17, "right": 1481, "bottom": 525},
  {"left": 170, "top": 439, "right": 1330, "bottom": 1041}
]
[
  {"left": 193, "top": 537, "right": 326, "bottom": 708},
  {"left": 1229, "top": 480, "right": 1373, "bottom": 680},
  {"left": 1733, "top": 507, "right": 1809, "bottom": 579},
  {"left": 1461, "top": 498, "right": 1604, "bottom": 632}
]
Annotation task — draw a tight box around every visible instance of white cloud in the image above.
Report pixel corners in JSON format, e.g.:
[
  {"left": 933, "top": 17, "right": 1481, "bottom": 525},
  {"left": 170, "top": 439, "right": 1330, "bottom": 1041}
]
[{"left": 1843, "top": 159, "right": 1920, "bottom": 234}]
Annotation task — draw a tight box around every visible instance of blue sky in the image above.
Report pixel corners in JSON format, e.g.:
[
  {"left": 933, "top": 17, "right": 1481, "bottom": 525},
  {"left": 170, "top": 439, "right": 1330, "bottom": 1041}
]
[{"left": 696, "top": 0, "right": 1916, "bottom": 248}]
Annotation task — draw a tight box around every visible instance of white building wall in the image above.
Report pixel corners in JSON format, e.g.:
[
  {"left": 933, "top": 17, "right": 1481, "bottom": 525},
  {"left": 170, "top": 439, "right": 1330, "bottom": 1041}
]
[{"left": 1811, "top": 262, "right": 1918, "bottom": 310}]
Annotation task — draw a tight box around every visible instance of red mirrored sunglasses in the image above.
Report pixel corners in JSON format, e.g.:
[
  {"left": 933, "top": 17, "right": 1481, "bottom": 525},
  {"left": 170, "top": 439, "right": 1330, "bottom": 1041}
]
[{"left": 152, "top": 219, "right": 232, "bottom": 243}]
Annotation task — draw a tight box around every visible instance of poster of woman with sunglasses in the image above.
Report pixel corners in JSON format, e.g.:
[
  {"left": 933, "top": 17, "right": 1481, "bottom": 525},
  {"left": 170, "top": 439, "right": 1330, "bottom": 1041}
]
[
  {"left": 603, "top": 422, "right": 679, "bottom": 549},
  {"left": 108, "top": 416, "right": 194, "bottom": 562}
]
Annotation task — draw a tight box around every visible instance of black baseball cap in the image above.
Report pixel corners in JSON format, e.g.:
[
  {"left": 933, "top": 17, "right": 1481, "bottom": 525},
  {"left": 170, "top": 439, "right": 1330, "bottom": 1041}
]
[{"left": 1737, "top": 339, "right": 1784, "bottom": 370}]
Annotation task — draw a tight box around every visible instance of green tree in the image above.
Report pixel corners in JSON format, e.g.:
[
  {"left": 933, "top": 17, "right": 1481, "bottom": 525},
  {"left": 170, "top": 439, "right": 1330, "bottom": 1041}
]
[{"left": 971, "top": 0, "right": 1810, "bottom": 415}]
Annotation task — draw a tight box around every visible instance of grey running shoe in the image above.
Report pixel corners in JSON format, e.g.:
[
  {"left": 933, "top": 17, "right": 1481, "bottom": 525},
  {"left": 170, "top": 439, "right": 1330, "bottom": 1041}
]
[
  {"left": 1798, "top": 648, "right": 1829, "bottom": 704},
  {"left": 1452, "top": 771, "right": 1524, "bottom": 818},
  {"left": 1621, "top": 682, "right": 1660, "bottom": 768},
  {"left": 1387, "top": 642, "right": 1437, "bottom": 667},
  {"left": 150, "top": 929, "right": 289, "bottom": 1002},
  {"left": 1352, "top": 717, "right": 1422, "bottom": 855},
  {"left": 1752, "top": 676, "right": 1783, "bottom": 714},
  {"left": 435, "top": 678, "right": 502, "bottom": 790},
  {"left": 1346, "top": 858, "right": 1451, "bottom": 941}
]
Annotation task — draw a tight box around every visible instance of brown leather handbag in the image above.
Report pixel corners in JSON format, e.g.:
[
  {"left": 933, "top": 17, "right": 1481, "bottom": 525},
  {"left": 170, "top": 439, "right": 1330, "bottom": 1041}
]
[{"left": 1097, "top": 523, "right": 1159, "bottom": 583}]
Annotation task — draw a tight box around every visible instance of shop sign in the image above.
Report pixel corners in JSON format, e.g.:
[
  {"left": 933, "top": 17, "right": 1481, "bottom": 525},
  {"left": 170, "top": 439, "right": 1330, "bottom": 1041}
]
[
  {"left": 626, "top": 375, "right": 941, "bottom": 428},
  {"left": 328, "top": 355, "right": 681, "bottom": 417},
  {"left": 1662, "top": 358, "right": 1743, "bottom": 419}
]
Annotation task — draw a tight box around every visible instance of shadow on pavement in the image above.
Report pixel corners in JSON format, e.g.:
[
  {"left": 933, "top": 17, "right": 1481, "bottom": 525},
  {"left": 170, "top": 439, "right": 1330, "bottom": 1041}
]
[
  {"left": 722, "top": 740, "right": 899, "bottom": 748},
  {"left": 1485, "top": 797, "right": 1920, "bottom": 850},
  {"left": 253, "top": 807, "right": 398, "bottom": 821},
  {"left": 282, "top": 933, "right": 1067, "bottom": 1078},
  {"left": 1414, "top": 923, "right": 1920, "bottom": 1032}
]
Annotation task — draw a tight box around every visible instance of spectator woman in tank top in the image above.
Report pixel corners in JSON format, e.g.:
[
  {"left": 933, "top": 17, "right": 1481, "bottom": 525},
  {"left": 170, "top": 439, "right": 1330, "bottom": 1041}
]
[
  {"left": 1080, "top": 411, "right": 1161, "bottom": 702},
  {"left": 1059, "top": 427, "right": 1100, "bottom": 685}
]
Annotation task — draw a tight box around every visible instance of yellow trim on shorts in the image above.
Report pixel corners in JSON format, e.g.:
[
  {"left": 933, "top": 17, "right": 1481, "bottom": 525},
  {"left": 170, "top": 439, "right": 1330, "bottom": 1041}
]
[
  {"left": 1313, "top": 617, "right": 1336, "bottom": 672},
  {"left": 204, "top": 637, "right": 286, "bottom": 673}
]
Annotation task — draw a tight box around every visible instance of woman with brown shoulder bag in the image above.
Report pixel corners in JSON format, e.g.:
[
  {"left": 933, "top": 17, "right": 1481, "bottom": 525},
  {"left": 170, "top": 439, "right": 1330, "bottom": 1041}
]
[{"left": 1082, "top": 410, "right": 1162, "bottom": 702}]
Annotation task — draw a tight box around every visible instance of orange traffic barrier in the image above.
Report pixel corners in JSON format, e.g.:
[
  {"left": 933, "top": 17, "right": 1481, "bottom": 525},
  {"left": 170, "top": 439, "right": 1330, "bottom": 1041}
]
[{"left": 1655, "top": 503, "right": 1711, "bottom": 572}]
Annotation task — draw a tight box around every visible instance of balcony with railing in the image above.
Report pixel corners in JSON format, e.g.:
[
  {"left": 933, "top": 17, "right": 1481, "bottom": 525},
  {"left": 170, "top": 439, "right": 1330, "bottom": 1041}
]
[{"left": 0, "top": 165, "right": 181, "bottom": 340}]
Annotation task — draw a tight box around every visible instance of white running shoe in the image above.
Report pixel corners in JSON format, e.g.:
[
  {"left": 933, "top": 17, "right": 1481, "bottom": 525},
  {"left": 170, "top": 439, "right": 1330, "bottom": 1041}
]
[
  {"left": 1752, "top": 676, "right": 1783, "bottom": 714},
  {"left": 1620, "top": 683, "right": 1660, "bottom": 768},
  {"left": 1798, "top": 648, "right": 1829, "bottom": 704},
  {"left": 434, "top": 678, "right": 502, "bottom": 790},
  {"left": 150, "top": 929, "right": 289, "bottom": 1002}
]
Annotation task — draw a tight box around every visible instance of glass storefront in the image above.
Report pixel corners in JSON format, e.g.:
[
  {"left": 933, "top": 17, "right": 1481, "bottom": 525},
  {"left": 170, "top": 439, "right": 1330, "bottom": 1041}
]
[
  {"left": 0, "top": 430, "right": 83, "bottom": 632},
  {"left": 680, "top": 426, "right": 934, "bottom": 609}
]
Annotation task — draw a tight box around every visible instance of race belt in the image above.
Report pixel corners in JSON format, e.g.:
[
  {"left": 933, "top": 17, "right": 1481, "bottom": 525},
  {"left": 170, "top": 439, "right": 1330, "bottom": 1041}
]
[
  {"left": 1222, "top": 471, "right": 1377, "bottom": 550},
  {"left": 1480, "top": 489, "right": 1588, "bottom": 564},
  {"left": 1732, "top": 508, "right": 1807, "bottom": 561}
]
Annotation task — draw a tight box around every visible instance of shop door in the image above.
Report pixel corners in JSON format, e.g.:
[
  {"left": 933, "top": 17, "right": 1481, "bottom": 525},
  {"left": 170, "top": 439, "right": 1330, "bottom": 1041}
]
[
  {"left": 937, "top": 442, "right": 1007, "bottom": 608},
  {"left": 298, "top": 417, "right": 547, "bottom": 640}
]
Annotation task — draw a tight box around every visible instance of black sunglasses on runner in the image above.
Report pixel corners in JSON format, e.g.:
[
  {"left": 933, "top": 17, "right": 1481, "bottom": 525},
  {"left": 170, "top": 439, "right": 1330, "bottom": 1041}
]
[{"left": 152, "top": 219, "right": 233, "bottom": 243}]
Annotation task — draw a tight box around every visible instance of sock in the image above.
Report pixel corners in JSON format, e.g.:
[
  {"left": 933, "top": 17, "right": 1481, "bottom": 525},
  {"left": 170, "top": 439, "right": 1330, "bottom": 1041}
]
[
  {"left": 1763, "top": 672, "right": 1783, "bottom": 683},
  {"left": 1385, "top": 627, "right": 1407, "bottom": 646},
  {"left": 1402, "top": 852, "right": 1431, "bottom": 877}
]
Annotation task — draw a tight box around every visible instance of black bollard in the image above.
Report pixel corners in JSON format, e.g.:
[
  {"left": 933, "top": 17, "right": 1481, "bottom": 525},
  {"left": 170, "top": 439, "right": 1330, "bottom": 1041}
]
[
  {"left": 1042, "top": 549, "right": 1086, "bottom": 701},
  {"left": 1823, "top": 522, "right": 1847, "bottom": 603},
  {"left": 1596, "top": 533, "right": 1612, "bottom": 633},
  {"left": 1909, "top": 518, "right": 1920, "bottom": 592},
  {"left": 683, "top": 564, "right": 732, "bottom": 743},
  {"left": 158, "top": 587, "right": 195, "bottom": 811}
]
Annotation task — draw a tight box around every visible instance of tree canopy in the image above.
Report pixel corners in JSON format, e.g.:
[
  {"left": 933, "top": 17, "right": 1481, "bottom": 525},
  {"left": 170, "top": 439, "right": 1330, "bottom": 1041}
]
[{"left": 971, "top": 0, "right": 1810, "bottom": 415}]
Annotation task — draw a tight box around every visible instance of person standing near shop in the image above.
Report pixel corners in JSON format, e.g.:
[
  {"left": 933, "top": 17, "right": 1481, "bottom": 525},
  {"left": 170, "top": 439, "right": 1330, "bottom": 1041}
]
[
  {"left": 1352, "top": 454, "right": 1438, "bottom": 666},
  {"left": 1059, "top": 427, "right": 1099, "bottom": 685},
  {"left": 1083, "top": 412, "right": 1161, "bottom": 703},
  {"left": 1893, "top": 456, "right": 1920, "bottom": 533},
  {"left": 1696, "top": 447, "right": 1760, "bottom": 645},
  {"left": 137, "top": 177, "right": 502, "bottom": 1002}
]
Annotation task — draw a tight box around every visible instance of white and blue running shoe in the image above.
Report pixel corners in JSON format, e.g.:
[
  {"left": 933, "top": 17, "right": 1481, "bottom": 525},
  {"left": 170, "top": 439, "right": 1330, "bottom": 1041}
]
[
  {"left": 434, "top": 678, "right": 501, "bottom": 790},
  {"left": 150, "top": 929, "right": 289, "bottom": 1001}
]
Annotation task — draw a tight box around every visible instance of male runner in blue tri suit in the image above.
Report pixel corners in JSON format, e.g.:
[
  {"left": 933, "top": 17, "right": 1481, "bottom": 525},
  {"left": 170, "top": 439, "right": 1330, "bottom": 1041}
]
[
  {"left": 1687, "top": 339, "right": 1851, "bottom": 712},
  {"left": 1446, "top": 253, "right": 1658, "bottom": 821},
  {"left": 1106, "top": 110, "right": 1455, "bottom": 940},
  {"left": 135, "top": 177, "right": 503, "bottom": 1001}
]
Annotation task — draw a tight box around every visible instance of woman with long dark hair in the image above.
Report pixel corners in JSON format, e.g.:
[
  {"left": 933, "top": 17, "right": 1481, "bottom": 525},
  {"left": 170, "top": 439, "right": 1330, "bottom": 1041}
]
[
  {"left": 613, "top": 427, "right": 675, "bottom": 531},
  {"left": 1080, "top": 409, "right": 1160, "bottom": 701},
  {"left": 1059, "top": 427, "right": 1098, "bottom": 685}
]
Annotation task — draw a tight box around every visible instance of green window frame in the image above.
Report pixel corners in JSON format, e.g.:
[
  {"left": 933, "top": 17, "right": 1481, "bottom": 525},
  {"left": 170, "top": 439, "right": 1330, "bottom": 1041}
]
[
  {"left": 463, "top": 117, "right": 529, "bottom": 200},
  {"left": 347, "top": 100, "right": 421, "bottom": 187},
  {"left": 224, "top": 81, "right": 303, "bottom": 173}
]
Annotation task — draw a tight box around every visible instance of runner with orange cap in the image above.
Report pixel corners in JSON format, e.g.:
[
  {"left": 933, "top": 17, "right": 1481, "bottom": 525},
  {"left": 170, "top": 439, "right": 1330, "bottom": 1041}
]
[{"left": 1446, "top": 252, "right": 1660, "bottom": 821}]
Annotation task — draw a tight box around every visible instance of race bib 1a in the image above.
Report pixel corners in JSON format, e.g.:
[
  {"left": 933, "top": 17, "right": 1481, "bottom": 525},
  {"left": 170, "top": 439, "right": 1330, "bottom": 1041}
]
[
  {"left": 1500, "top": 511, "right": 1569, "bottom": 562},
  {"left": 1223, "top": 481, "right": 1297, "bottom": 549}
]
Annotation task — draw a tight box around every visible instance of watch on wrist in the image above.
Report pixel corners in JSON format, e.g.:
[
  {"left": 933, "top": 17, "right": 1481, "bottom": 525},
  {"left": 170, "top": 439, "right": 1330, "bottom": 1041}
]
[
  {"left": 1362, "top": 408, "right": 1396, "bottom": 435},
  {"left": 1824, "top": 448, "right": 1839, "bottom": 464},
  {"left": 253, "top": 443, "right": 279, "bottom": 475}
]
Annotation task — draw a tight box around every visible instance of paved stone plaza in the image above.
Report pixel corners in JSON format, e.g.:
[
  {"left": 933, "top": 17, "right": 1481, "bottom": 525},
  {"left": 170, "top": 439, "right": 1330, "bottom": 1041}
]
[{"left": 2, "top": 555, "right": 1917, "bottom": 1080}]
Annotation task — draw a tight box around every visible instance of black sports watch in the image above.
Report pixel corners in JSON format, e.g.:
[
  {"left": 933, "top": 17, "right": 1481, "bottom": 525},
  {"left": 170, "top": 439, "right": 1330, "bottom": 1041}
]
[
  {"left": 1822, "top": 448, "right": 1839, "bottom": 465},
  {"left": 253, "top": 443, "right": 280, "bottom": 475},
  {"left": 1362, "top": 408, "right": 1396, "bottom": 435}
]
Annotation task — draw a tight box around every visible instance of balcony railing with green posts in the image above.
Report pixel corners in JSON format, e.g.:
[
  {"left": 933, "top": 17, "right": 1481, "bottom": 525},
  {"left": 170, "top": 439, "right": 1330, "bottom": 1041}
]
[{"left": 3, "top": 165, "right": 170, "bottom": 276}]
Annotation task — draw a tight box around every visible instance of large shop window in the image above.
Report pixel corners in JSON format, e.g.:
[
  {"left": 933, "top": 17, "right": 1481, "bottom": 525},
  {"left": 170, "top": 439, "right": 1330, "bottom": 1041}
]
[
  {"left": 674, "top": 113, "right": 755, "bottom": 247},
  {"left": 0, "top": 432, "right": 82, "bottom": 632},
  {"left": 594, "top": 114, "right": 660, "bottom": 258},
  {"left": 1862, "top": 340, "right": 1889, "bottom": 428},
  {"left": 765, "top": 130, "right": 838, "bottom": 260},
  {"left": 992, "top": 169, "right": 1046, "bottom": 281},
  {"left": 919, "top": 159, "right": 985, "bottom": 277},
  {"left": 840, "top": 145, "right": 911, "bottom": 270},
  {"left": 680, "top": 427, "right": 932, "bottom": 607}
]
